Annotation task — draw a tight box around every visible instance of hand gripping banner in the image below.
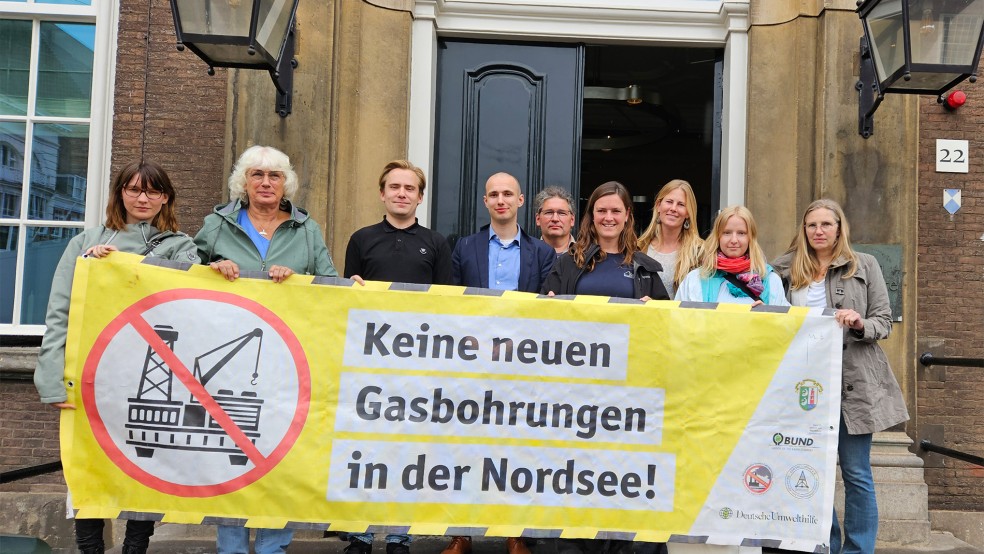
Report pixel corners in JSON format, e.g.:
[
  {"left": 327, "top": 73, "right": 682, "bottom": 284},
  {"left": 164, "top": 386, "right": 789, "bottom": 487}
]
[{"left": 60, "top": 254, "right": 842, "bottom": 552}]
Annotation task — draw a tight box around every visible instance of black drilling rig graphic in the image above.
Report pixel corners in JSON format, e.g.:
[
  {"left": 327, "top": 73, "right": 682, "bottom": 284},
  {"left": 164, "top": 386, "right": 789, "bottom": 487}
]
[{"left": 125, "top": 325, "right": 265, "bottom": 466}]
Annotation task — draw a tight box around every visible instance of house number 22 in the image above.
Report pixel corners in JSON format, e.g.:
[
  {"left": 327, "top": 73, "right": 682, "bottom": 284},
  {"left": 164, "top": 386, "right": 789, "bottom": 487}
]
[{"left": 936, "top": 139, "right": 969, "bottom": 173}]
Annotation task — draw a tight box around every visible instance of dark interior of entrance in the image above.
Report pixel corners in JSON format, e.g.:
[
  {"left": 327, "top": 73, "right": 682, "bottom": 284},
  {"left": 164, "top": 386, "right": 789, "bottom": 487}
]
[{"left": 579, "top": 45, "right": 720, "bottom": 236}]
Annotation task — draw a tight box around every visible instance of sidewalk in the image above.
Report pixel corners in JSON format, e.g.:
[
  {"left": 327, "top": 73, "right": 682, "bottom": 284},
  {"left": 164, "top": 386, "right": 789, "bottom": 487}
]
[{"left": 102, "top": 528, "right": 983, "bottom": 554}]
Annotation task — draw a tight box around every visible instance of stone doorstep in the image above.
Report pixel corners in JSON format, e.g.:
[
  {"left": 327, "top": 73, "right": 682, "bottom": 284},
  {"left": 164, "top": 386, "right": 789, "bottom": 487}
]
[
  {"left": 931, "top": 511, "right": 984, "bottom": 551},
  {"left": 877, "top": 520, "right": 934, "bottom": 546}
]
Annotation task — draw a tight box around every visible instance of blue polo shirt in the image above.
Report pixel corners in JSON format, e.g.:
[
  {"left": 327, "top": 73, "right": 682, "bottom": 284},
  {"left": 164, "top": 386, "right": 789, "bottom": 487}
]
[{"left": 488, "top": 226, "right": 521, "bottom": 290}]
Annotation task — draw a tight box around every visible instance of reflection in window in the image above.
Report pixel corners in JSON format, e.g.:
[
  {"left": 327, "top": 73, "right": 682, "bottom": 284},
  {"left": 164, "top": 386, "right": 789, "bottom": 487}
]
[
  {"left": 21, "top": 226, "right": 82, "bottom": 325},
  {"left": 0, "top": 225, "right": 18, "bottom": 323},
  {"left": 37, "top": 22, "right": 95, "bottom": 118},
  {"left": 2, "top": 7, "right": 98, "bottom": 333},
  {"left": 30, "top": 123, "right": 88, "bottom": 222},
  {"left": 0, "top": 20, "right": 32, "bottom": 116}
]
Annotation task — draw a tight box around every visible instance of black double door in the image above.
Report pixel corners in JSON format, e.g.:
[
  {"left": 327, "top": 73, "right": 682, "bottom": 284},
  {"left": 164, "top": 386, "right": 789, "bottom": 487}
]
[{"left": 432, "top": 40, "right": 584, "bottom": 243}]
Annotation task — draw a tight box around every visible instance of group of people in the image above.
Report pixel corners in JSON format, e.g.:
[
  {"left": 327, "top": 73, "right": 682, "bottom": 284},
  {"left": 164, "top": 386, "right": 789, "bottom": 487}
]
[{"left": 34, "top": 145, "right": 907, "bottom": 554}]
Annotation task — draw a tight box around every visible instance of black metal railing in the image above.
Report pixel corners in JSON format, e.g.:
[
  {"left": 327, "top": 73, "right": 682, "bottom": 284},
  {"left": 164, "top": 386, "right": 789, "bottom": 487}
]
[
  {"left": 0, "top": 460, "right": 62, "bottom": 484},
  {"left": 920, "top": 440, "right": 984, "bottom": 467},
  {"left": 919, "top": 352, "right": 984, "bottom": 368}
]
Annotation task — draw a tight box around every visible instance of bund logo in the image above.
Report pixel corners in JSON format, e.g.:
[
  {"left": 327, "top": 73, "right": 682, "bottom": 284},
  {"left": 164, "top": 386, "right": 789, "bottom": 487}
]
[
  {"left": 772, "top": 432, "right": 816, "bottom": 448},
  {"left": 719, "top": 507, "right": 734, "bottom": 519},
  {"left": 795, "top": 378, "right": 823, "bottom": 411}
]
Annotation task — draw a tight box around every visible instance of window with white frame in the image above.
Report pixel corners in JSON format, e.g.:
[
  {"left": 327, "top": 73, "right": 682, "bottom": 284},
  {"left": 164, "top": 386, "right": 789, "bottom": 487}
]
[{"left": 1, "top": 0, "right": 115, "bottom": 335}]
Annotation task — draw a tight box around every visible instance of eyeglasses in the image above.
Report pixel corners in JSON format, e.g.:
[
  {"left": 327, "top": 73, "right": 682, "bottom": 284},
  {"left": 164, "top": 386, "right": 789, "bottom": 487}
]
[
  {"left": 805, "top": 222, "right": 838, "bottom": 233},
  {"left": 247, "top": 170, "right": 286, "bottom": 184},
  {"left": 539, "top": 209, "right": 571, "bottom": 218},
  {"left": 122, "top": 186, "right": 164, "bottom": 200}
]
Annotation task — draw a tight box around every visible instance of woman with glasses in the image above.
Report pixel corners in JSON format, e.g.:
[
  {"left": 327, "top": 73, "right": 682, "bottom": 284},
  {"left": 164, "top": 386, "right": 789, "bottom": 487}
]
[
  {"left": 543, "top": 181, "right": 669, "bottom": 301},
  {"left": 194, "top": 145, "right": 335, "bottom": 554},
  {"left": 34, "top": 160, "right": 199, "bottom": 554},
  {"left": 637, "top": 179, "right": 702, "bottom": 297},
  {"left": 773, "top": 199, "right": 907, "bottom": 554},
  {"left": 195, "top": 145, "right": 337, "bottom": 284},
  {"left": 675, "top": 206, "right": 788, "bottom": 306}
]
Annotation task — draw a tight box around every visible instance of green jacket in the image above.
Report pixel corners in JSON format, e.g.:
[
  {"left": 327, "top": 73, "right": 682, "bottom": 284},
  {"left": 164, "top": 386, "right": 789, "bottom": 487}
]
[
  {"left": 34, "top": 223, "right": 200, "bottom": 403},
  {"left": 194, "top": 200, "right": 337, "bottom": 276}
]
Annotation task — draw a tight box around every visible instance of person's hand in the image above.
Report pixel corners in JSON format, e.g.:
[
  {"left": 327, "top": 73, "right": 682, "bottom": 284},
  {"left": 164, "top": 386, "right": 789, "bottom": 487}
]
[
  {"left": 546, "top": 291, "right": 556, "bottom": 297},
  {"left": 835, "top": 308, "right": 863, "bottom": 330},
  {"left": 52, "top": 402, "right": 76, "bottom": 410},
  {"left": 209, "top": 260, "right": 240, "bottom": 281},
  {"left": 84, "top": 244, "right": 118, "bottom": 258},
  {"left": 349, "top": 275, "right": 366, "bottom": 286},
  {"left": 268, "top": 265, "right": 295, "bottom": 283},
  {"left": 640, "top": 295, "right": 651, "bottom": 302},
  {"left": 750, "top": 300, "right": 764, "bottom": 308}
]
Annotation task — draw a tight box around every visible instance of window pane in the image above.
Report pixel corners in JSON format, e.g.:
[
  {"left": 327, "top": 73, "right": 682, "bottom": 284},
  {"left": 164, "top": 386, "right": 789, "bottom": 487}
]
[
  {"left": 30, "top": 122, "right": 89, "bottom": 222},
  {"left": 21, "top": 225, "right": 82, "bottom": 325},
  {"left": 1, "top": 121, "right": 27, "bottom": 218},
  {"left": 38, "top": 0, "right": 93, "bottom": 5},
  {"left": 0, "top": 20, "right": 32, "bottom": 116},
  {"left": 36, "top": 22, "right": 95, "bottom": 118},
  {"left": 0, "top": 225, "right": 19, "bottom": 323}
]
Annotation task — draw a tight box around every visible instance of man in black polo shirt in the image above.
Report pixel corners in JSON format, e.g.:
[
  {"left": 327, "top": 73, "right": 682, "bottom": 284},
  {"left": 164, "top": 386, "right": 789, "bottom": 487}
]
[
  {"left": 345, "top": 159, "right": 452, "bottom": 285},
  {"left": 342, "top": 161, "right": 451, "bottom": 554}
]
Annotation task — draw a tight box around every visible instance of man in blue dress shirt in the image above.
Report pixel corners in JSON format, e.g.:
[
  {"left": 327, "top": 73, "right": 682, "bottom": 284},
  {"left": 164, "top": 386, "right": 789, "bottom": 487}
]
[{"left": 451, "top": 172, "right": 554, "bottom": 293}]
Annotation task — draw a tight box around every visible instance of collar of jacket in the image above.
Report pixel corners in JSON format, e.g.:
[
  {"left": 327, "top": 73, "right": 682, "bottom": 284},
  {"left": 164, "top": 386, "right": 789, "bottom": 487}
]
[
  {"left": 827, "top": 253, "right": 854, "bottom": 271},
  {"left": 214, "top": 198, "right": 310, "bottom": 225}
]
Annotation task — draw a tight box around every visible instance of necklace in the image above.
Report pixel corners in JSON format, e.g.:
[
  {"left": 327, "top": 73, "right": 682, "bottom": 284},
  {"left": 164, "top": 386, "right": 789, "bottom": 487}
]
[{"left": 248, "top": 212, "right": 280, "bottom": 237}]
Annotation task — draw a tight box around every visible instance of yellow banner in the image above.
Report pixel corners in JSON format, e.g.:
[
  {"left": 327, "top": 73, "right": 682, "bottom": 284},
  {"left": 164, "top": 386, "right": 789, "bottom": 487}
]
[{"left": 62, "top": 253, "right": 841, "bottom": 552}]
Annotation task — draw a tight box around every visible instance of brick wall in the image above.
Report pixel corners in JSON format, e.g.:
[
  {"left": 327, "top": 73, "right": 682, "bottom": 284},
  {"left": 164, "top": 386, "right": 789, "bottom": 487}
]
[
  {"left": 916, "top": 62, "right": 984, "bottom": 511},
  {"left": 0, "top": 378, "right": 64, "bottom": 493},
  {"left": 111, "top": 0, "right": 228, "bottom": 237}
]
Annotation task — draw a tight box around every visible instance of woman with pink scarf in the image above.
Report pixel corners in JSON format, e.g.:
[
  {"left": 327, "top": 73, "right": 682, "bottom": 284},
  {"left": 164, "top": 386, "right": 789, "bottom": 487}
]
[{"left": 674, "top": 205, "right": 788, "bottom": 306}]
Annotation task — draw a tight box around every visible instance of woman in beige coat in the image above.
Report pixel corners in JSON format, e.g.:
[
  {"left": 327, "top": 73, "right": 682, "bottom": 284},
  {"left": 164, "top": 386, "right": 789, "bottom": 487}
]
[{"left": 773, "top": 199, "right": 908, "bottom": 554}]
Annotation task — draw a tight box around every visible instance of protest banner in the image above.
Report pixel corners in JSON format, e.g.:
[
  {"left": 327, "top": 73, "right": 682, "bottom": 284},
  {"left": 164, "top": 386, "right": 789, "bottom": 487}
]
[{"left": 61, "top": 253, "right": 841, "bottom": 552}]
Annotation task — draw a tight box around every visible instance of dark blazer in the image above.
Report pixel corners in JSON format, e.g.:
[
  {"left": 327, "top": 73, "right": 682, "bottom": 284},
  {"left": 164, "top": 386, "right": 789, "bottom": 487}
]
[{"left": 452, "top": 225, "right": 555, "bottom": 293}]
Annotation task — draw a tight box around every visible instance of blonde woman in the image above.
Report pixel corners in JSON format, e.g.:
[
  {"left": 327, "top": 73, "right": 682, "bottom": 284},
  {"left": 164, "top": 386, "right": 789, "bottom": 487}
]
[
  {"left": 675, "top": 206, "right": 788, "bottom": 306},
  {"left": 773, "top": 199, "right": 907, "bottom": 554},
  {"left": 637, "top": 179, "right": 702, "bottom": 297}
]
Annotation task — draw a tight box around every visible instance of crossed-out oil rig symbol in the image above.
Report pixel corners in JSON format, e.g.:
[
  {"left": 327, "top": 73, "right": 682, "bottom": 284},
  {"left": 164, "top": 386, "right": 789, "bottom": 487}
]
[{"left": 125, "top": 325, "right": 265, "bottom": 465}]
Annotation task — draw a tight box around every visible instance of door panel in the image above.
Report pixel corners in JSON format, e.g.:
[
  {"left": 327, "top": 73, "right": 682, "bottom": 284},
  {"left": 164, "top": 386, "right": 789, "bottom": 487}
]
[{"left": 433, "top": 40, "right": 583, "bottom": 243}]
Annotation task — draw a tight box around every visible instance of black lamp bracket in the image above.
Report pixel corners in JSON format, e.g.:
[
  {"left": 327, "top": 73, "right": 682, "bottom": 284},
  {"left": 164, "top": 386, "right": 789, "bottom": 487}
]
[
  {"left": 270, "top": 22, "right": 297, "bottom": 118},
  {"left": 857, "top": 36, "right": 883, "bottom": 139}
]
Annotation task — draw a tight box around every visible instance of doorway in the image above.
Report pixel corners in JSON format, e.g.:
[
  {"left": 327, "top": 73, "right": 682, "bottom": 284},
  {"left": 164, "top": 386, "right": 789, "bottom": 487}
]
[
  {"left": 431, "top": 39, "right": 721, "bottom": 243},
  {"left": 580, "top": 45, "right": 721, "bottom": 236}
]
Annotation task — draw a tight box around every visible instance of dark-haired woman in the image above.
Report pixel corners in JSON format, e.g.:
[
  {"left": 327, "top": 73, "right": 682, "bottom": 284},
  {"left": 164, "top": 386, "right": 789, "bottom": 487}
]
[
  {"left": 542, "top": 181, "right": 667, "bottom": 554},
  {"left": 542, "top": 181, "right": 669, "bottom": 301},
  {"left": 35, "top": 160, "right": 199, "bottom": 554}
]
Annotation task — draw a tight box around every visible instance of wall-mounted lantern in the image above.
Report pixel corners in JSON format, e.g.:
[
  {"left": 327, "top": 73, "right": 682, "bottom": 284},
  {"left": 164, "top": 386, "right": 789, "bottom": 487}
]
[
  {"left": 170, "top": 0, "right": 300, "bottom": 117},
  {"left": 856, "top": 0, "right": 984, "bottom": 137}
]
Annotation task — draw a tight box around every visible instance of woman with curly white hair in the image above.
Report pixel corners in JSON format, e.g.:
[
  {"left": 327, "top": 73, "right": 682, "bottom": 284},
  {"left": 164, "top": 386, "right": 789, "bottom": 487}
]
[
  {"left": 195, "top": 145, "right": 337, "bottom": 284},
  {"left": 195, "top": 145, "right": 337, "bottom": 553}
]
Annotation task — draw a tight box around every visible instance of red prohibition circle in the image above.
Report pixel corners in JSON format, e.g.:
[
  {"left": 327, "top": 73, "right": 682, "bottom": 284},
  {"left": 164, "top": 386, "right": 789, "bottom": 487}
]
[{"left": 81, "top": 288, "right": 311, "bottom": 497}]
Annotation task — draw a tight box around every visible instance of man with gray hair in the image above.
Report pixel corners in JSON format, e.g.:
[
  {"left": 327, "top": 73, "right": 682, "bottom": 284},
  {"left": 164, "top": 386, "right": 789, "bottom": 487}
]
[{"left": 533, "top": 186, "right": 576, "bottom": 254}]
